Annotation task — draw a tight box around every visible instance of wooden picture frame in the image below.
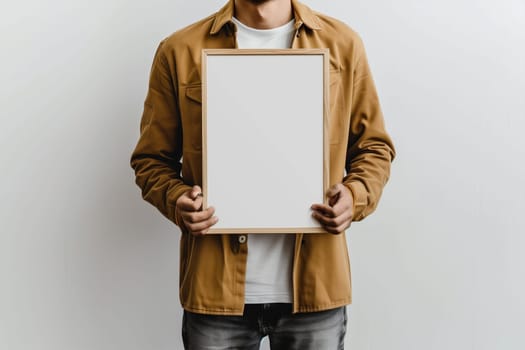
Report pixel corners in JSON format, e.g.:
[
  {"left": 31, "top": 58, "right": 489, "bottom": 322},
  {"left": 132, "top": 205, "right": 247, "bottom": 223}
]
[{"left": 202, "top": 49, "right": 329, "bottom": 234}]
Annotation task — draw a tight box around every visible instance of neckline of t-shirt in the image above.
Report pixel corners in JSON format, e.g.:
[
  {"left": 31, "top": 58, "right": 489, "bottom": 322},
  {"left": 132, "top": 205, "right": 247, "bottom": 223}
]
[{"left": 232, "top": 17, "right": 296, "bottom": 37}]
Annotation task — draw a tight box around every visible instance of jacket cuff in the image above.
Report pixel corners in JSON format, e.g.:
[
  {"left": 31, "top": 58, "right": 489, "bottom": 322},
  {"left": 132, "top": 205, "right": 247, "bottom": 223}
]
[{"left": 343, "top": 181, "right": 368, "bottom": 221}]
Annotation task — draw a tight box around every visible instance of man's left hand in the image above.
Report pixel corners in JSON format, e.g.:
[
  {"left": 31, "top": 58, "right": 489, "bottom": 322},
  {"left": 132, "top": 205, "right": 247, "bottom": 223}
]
[{"left": 311, "top": 183, "right": 354, "bottom": 234}]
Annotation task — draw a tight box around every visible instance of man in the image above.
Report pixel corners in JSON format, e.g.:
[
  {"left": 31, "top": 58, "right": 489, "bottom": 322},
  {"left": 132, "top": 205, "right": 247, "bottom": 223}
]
[{"left": 131, "top": 0, "right": 395, "bottom": 349}]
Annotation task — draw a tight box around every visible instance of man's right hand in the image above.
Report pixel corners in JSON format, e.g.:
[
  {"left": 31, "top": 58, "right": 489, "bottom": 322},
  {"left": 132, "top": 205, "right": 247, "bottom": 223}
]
[{"left": 175, "top": 186, "right": 218, "bottom": 236}]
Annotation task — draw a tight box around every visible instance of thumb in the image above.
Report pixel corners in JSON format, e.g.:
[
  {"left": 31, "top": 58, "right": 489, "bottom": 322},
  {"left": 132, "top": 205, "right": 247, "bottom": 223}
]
[
  {"left": 327, "top": 184, "right": 345, "bottom": 207},
  {"left": 326, "top": 184, "right": 343, "bottom": 199}
]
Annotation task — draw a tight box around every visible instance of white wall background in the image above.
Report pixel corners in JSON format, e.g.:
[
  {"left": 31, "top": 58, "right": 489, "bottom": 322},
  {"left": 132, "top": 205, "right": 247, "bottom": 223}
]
[{"left": 1, "top": 0, "right": 524, "bottom": 349}]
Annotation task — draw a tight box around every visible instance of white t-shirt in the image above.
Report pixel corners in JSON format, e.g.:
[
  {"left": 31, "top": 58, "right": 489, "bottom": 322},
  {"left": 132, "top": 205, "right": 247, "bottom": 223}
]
[{"left": 232, "top": 16, "right": 296, "bottom": 304}]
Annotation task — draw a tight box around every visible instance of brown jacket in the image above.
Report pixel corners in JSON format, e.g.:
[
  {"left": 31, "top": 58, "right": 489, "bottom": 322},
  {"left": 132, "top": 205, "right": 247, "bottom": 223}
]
[{"left": 131, "top": 0, "right": 395, "bottom": 315}]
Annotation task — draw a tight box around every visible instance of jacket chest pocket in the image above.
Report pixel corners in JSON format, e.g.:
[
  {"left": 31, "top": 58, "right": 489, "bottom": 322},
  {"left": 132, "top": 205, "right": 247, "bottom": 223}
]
[
  {"left": 328, "top": 70, "right": 344, "bottom": 145},
  {"left": 181, "top": 84, "right": 203, "bottom": 151}
]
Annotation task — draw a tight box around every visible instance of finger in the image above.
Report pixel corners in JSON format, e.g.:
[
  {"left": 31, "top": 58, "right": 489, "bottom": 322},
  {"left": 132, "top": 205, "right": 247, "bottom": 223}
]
[
  {"left": 311, "top": 204, "right": 336, "bottom": 218},
  {"left": 312, "top": 212, "right": 347, "bottom": 228},
  {"left": 188, "top": 216, "right": 219, "bottom": 235},
  {"left": 177, "top": 195, "right": 202, "bottom": 212},
  {"left": 191, "top": 195, "right": 203, "bottom": 211},
  {"left": 331, "top": 220, "right": 352, "bottom": 234},
  {"left": 182, "top": 207, "right": 215, "bottom": 224},
  {"left": 324, "top": 226, "right": 341, "bottom": 235},
  {"left": 325, "top": 222, "right": 350, "bottom": 235},
  {"left": 312, "top": 209, "right": 352, "bottom": 228},
  {"left": 188, "top": 186, "right": 203, "bottom": 211},
  {"left": 312, "top": 212, "right": 351, "bottom": 235},
  {"left": 317, "top": 218, "right": 346, "bottom": 234},
  {"left": 190, "top": 185, "right": 203, "bottom": 200},
  {"left": 311, "top": 210, "right": 338, "bottom": 227},
  {"left": 179, "top": 188, "right": 203, "bottom": 211}
]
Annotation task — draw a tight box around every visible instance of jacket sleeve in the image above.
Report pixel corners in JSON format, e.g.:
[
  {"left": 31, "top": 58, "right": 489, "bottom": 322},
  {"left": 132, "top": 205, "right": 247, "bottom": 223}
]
[
  {"left": 130, "top": 40, "right": 191, "bottom": 227},
  {"left": 342, "top": 37, "right": 396, "bottom": 221}
]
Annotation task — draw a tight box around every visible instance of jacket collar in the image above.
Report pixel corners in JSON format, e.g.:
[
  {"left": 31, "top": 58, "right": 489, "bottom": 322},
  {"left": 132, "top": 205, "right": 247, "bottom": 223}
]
[{"left": 210, "top": 0, "right": 322, "bottom": 35}]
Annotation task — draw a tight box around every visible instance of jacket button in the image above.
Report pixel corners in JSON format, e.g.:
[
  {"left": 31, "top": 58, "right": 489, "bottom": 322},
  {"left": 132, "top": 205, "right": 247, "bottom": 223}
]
[{"left": 238, "top": 235, "right": 247, "bottom": 244}]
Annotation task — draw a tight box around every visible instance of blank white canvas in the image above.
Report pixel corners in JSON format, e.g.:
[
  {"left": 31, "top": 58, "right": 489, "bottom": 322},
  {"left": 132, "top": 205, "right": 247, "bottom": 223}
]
[{"left": 204, "top": 52, "right": 325, "bottom": 231}]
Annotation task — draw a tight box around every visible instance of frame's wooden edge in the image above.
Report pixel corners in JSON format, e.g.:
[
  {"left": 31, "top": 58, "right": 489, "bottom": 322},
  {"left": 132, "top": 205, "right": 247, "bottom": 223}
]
[
  {"left": 201, "top": 50, "right": 208, "bottom": 209},
  {"left": 322, "top": 49, "right": 330, "bottom": 205},
  {"left": 201, "top": 48, "right": 330, "bottom": 230},
  {"left": 203, "top": 48, "right": 329, "bottom": 56},
  {"left": 207, "top": 227, "right": 329, "bottom": 234}
]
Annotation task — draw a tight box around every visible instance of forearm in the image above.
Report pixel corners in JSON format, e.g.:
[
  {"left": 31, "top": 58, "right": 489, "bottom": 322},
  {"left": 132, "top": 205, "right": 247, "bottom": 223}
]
[
  {"left": 343, "top": 38, "right": 396, "bottom": 221},
  {"left": 131, "top": 155, "right": 191, "bottom": 226},
  {"left": 343, "top": 139, "right": 394, "bottom": 221}
]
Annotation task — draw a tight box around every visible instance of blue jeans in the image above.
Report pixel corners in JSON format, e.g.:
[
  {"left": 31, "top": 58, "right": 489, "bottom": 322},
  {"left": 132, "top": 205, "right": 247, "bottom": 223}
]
[{"left": 182, "top": 303, "right": 347, "bottom": 350}]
